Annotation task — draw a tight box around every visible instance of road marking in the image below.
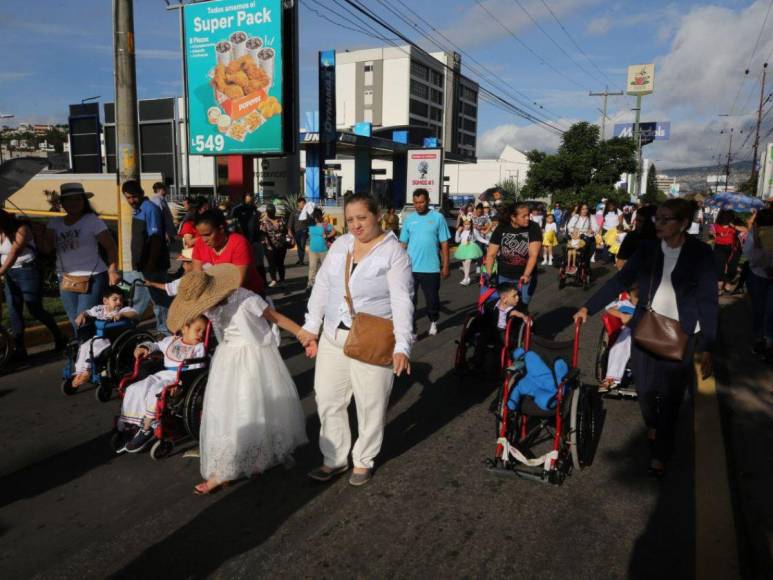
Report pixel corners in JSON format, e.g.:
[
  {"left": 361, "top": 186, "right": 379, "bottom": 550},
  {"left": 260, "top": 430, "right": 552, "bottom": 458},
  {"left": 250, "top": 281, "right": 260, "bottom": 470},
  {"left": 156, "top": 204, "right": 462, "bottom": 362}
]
[{"left": 694, "top": 358, "right": 740, "bottom": 580}]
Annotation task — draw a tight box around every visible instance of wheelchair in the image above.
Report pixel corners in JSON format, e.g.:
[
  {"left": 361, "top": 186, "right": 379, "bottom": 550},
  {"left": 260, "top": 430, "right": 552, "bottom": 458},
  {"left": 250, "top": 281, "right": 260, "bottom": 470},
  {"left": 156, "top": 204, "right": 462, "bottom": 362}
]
[
  {"left": 557, "top": 239, "right": 593, "bottom": 290},
  {"left": 488, "top": 320, "right": 601, "bottom": 485},
  {"left": 60, "top": 280, "right": 157, "bottom": 402},
  {"left": 112, "top": 322, "right": 214, "bottom": 460},
  {"left": 594, "top": 307, "right": 637, "bottom": 400},
  {"left": 454, "top": 283, "right": 526, "bottom": 377}
]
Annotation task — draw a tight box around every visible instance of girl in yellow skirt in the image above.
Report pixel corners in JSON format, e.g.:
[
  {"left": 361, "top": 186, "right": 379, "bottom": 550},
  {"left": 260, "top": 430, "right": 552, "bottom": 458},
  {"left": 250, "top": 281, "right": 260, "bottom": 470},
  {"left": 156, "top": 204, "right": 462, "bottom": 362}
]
[{"left": 542, "top": 214, "right": 558, "bottom": 265}]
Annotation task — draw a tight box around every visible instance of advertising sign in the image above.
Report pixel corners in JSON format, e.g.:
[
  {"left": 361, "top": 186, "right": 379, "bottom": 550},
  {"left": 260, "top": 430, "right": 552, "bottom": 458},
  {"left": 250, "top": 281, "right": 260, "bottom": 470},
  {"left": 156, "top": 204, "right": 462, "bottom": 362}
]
[
  {"left": 758, "top": 143, "right": 773, "bottom": 199},
  {"left": 407, "top": 149, "right": 443, "bottom": 205},
  {"left": 183, "top": 0, "right": 284, "bottom": 155},
  {"left": 627, "top": 64, "right": 655, "bottom": 96},
  {"left": 613, "top": 121, "right": 670, "bottom": 144},
  {"left": 318, "top": 50, "right": 336, "bottom": 159}
]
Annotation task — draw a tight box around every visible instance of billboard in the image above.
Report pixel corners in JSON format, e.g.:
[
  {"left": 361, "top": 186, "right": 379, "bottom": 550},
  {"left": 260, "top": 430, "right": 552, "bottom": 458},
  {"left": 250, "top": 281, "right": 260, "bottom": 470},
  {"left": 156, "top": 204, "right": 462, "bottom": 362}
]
[
  {"left": 183, "top": 0, "right": 284, "bottom": 155},
  {"left": 627, "top": 64, "right": 655, "bottom": 96},
  {"left": 758, "top": 143, "right": 773, "bottom": 199},
  {"left": 319, "top": 50, "right": 336, "bottom": 159},
  {"left": 613, "top": 121, "right": 670, "bottom": 144},
  {"left": 407, "top": 149, "right": 443, "bottom": 205}
]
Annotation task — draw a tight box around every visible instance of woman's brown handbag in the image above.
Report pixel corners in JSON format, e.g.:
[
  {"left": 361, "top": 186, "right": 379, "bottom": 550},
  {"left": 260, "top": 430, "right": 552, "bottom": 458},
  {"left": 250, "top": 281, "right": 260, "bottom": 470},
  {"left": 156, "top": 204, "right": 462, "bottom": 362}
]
[
  {"left": 59, "top": 273, "right": 91, "bottom": 294},
  {"left": 342, "top": 253, "right": 395, "bottom": 366},
  {"left": 633, "top": 253, "right": 688, "bottom": 361}
]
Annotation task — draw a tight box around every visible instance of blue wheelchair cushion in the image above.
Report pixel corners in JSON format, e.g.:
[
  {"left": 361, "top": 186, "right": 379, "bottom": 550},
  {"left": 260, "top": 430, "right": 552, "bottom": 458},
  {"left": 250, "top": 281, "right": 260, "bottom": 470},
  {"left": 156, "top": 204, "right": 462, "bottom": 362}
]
[{"left": 507, "top": 348, "right": 570, "bottom": 412}]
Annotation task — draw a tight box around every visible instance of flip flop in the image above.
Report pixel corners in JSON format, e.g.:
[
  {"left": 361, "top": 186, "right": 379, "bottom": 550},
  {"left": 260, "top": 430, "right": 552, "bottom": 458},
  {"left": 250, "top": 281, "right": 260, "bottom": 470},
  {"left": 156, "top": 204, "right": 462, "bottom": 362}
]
[{"left": 193, "top": 480, "right": 229, "bottom": 495}]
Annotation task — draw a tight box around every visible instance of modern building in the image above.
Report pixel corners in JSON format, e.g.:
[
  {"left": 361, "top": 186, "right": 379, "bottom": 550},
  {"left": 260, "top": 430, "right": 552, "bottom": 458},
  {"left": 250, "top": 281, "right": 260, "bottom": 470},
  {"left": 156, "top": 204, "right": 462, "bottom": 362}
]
[{"left": 334, "top": 46, "right": 479, "bottom": 161}]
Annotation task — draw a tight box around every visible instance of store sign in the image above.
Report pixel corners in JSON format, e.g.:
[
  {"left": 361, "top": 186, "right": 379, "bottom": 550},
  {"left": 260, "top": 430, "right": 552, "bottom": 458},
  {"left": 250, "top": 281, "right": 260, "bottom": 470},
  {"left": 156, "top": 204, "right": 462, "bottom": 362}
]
[
  {"left": 318, "top": 50, "right": 336, "bottom": 159},
  {"left": 407, "top": 149, "right": 443, "bottom": 205},
  {"left": 183, "top": 0, "right": 284, "bottom": 155},
  {"left": 613, "top": 121, "right": 670, "bottom": 144},
  {"left": 627, "top": 63, "right": 655, "bottom": 96}
]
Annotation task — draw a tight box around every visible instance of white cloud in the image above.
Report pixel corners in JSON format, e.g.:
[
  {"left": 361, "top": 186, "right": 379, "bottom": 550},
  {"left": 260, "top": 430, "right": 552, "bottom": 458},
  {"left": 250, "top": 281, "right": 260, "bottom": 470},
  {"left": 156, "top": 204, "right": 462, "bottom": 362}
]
[{"left": 477, "top": 120, "right": 573, "bottom": 158}]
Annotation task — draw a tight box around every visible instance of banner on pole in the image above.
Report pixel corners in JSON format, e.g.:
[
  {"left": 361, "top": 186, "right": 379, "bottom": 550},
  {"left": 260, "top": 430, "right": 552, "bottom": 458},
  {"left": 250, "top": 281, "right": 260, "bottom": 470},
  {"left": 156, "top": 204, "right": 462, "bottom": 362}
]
[
  {"left": 407, "top": 149, "right": 443, "bottom": 205},
  {"left": 183, "top": 0, "right": 285, "bottom": 155},
  {"left": 318, "top": 50, "right": 336, "bottom": 160}
]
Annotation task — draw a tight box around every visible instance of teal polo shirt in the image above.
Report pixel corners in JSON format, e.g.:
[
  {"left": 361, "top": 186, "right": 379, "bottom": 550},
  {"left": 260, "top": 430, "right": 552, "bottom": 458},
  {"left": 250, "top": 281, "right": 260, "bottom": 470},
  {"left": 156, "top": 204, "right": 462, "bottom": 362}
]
[{"left": 399, "top": 209, "right": 451, "bottom": 273}]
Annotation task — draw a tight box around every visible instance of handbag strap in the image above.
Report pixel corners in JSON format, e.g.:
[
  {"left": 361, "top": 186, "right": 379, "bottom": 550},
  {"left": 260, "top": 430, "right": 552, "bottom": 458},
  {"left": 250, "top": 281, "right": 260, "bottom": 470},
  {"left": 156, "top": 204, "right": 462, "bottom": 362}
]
[{"left": 344, "top": 252, "right": 356, "bottom": 317}]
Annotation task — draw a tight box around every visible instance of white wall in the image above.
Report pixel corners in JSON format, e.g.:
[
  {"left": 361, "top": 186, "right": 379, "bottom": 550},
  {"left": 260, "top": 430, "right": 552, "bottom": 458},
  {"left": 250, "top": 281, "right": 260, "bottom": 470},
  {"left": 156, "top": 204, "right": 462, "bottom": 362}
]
[
  {"left": 382, "top": 57, "right": 410, "bottom": 127},
  {"left": 336, "top": 62, "right": 357, "bottom": 129}
]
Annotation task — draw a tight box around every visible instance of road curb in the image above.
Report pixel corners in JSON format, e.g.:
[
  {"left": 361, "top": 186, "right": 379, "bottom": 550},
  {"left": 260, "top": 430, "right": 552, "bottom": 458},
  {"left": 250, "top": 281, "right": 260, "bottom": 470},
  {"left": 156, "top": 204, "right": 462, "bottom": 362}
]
[{"left": 694, "top": 357, "right": 740, "bottom": 580}]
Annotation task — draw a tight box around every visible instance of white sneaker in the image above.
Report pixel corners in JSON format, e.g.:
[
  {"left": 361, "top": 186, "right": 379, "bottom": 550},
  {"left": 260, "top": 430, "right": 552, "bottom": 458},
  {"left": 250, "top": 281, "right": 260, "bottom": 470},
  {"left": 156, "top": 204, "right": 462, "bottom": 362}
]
[
  {"left": 428, "top": 322, "right": 438, "bottom": 336},
  {"left": 541, "top": 259, "right": 547, "bottom": 265},
  {"left": 460, "top": 277, "right": 470, "bottom": 286},
  {"left": 268, "top": 280, "right": 278, "bottom": 287},
  {"left": 475, "top": 266, "right": 481, "bottom": 274},
  {"left": 548, "top": 257, "right": 553, "bottom": 265},
  {"left": 590, "top": 256, "right": 596, "bottom": 263}
]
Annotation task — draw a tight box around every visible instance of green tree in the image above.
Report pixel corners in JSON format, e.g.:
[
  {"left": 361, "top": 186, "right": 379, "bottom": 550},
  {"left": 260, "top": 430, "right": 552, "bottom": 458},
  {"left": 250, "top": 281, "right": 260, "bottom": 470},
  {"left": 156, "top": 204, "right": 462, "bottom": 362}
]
[
  {"left": 522, "top": 121, "right": 637, "bottom": 209},
  {"left": 493, "top": 176, "right": 519, "bottom": 200},
  {"left": 642, "top": 163, "right": 668, "bottom": 204}
]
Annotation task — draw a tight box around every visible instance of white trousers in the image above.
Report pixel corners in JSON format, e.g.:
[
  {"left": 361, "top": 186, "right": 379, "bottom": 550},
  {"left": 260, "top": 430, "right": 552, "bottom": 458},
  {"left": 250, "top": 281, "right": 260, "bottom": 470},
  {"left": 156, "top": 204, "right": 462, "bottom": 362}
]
[
  {"left": 314, "top": 329, "right": 395, "bottom": 469},
  {"left": 75, "top": 337, "right": 111, "bottom": 374},
  {"left": 605, "top": 327, "right": 632, "bottom": 382}
]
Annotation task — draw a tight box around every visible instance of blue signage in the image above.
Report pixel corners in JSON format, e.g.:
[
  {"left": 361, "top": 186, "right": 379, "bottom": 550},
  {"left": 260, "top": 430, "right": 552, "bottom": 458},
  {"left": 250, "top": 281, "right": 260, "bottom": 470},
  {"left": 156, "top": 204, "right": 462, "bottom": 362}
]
[{"left": 613, "top": 121, "right": 671, "bottom": 142}]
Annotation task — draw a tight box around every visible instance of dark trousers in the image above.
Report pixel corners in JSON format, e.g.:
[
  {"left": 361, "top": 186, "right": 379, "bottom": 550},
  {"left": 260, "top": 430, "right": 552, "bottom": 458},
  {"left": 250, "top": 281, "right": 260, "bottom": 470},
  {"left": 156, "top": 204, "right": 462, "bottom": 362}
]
[
  {"left": 631, "top": 338, "right": 696, "bottom": 462},
  {"left": 266, "top": 247, "right": 287, "bottom": 282},
  {"left": 294, "top": 229, "right": 308, "bottom": 264},
  {"left": 4, "top": 265, "right": 64, "bottom": 351},
  {"left": 413, "top": 272, "right": 440, "bottom": 323}
]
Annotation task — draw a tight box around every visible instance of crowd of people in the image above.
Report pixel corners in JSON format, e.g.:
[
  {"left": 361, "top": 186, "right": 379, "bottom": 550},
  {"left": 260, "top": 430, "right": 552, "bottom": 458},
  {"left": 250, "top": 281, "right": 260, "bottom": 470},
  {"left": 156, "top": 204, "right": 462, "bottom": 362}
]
[{"left": 1, "top": 179, "right": 771, "bottom": 490}]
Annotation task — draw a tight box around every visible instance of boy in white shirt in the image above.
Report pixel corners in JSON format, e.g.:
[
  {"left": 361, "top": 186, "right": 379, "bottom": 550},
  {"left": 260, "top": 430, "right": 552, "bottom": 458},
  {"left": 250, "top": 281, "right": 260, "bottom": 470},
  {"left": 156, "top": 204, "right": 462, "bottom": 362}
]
[{"left": 72, "top": 286, "right": 138, "bottom": 386}]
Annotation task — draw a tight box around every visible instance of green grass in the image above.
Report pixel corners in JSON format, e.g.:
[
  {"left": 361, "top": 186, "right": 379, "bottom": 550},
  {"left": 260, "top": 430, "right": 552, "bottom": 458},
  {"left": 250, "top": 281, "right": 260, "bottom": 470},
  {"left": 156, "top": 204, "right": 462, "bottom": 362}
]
[{"left": 1, "top": 296, "right": 69, "bottom": 328}]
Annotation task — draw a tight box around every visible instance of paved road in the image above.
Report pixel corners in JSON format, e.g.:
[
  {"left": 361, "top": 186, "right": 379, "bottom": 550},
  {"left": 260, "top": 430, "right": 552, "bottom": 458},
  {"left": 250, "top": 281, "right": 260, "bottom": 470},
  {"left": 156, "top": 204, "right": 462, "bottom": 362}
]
[{"left": 0, "top": 261, "right": 696, "bottom": 579}]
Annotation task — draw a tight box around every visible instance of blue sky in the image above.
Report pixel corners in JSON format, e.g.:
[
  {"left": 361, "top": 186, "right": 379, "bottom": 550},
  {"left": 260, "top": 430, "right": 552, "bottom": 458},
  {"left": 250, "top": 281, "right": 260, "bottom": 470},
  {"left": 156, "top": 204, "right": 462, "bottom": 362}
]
[{"left": 1, "top": 0, "right": 770, "bottom": 168}]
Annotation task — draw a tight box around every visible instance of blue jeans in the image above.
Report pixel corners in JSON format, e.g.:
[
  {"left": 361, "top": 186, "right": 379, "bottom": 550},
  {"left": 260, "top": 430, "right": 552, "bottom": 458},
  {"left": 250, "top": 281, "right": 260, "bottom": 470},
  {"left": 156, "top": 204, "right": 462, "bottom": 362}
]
[
  {"left": 59, "top": 271, "right": 108, "bottom": 335},
  {"left": 746, "top": 272, "right": 773, "bottom": 342},
  {"left": 123, "top": 270, "right": 170, "bottom": 335},
  {"left": 497, "top": 274, "right": 537, "bottom": 306},
  {"left": 4, "top": 265, "right": 65, "bottom": 349},
  {"left": 294, "top": 229, "right": 308, "bottom": 264}
]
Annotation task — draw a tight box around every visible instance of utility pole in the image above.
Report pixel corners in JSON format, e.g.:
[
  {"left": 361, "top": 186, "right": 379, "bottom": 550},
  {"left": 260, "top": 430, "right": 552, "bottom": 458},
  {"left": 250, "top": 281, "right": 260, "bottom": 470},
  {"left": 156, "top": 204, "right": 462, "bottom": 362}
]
[
  {"left": 724, "top": 128, "right": 736, "bottom": 191},
  {"left": 113, "top": 0, "right": 139, "bottom": 271},
  {"left": 750, "top": 62, "right": 768, "bottom": 194},
  {"left": 589, "top": 86, "right": 624, "bottom": 140}
]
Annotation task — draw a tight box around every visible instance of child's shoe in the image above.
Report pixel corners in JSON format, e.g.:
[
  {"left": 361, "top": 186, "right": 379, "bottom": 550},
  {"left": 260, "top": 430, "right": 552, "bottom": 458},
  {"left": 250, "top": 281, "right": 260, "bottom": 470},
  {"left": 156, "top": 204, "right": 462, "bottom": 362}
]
[{"left": 125, "top": 428, "right": 156, "bottom": 453}]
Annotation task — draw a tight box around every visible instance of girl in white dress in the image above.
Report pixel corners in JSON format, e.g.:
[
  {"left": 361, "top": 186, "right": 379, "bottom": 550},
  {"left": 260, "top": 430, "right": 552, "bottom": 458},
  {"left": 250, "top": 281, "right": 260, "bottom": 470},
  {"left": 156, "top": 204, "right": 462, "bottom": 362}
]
[{"left": 166, "top": 264, "right": 314, "bottom": 495}]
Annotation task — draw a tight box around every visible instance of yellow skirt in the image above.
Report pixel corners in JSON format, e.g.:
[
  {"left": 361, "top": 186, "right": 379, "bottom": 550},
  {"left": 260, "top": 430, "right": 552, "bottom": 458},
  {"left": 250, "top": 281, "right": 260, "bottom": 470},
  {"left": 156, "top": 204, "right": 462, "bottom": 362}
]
[{"left": 543, "top": 230, "right": 558, "bottom": 247}]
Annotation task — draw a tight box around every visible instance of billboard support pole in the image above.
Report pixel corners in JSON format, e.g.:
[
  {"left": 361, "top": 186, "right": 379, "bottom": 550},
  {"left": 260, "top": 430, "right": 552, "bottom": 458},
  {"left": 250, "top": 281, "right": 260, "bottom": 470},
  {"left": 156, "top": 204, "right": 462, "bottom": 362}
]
[
  {"left": 632, "top": 95, "right": 642, "bottom": 198},
  {"left": 166, "top": 2, "right": 191, "bottom": 199},
  {"left": 113, "top": 0, "right": 140, "bottom": 271}
]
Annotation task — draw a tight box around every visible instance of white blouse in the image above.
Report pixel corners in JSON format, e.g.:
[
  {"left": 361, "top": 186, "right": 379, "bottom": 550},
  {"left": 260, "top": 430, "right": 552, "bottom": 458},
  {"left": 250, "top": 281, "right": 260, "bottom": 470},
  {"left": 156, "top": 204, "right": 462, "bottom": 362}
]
[{"left": 303, "top": 232, "right": 415, "bottom": 356}]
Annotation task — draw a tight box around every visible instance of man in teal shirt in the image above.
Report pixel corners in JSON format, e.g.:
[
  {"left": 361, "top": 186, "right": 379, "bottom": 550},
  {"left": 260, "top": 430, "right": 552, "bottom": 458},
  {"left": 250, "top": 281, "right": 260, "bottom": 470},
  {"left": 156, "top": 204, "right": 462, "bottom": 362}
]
[{"left": 400, "top": 189, "right": 451, "bottom": 336}]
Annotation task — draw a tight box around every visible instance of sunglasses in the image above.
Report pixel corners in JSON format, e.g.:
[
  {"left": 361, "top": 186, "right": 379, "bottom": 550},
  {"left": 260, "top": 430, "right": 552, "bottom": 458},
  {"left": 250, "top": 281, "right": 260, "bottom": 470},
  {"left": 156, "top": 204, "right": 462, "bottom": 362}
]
[{"left": 651, "top": 216, "right": 680, "bottom": 225}]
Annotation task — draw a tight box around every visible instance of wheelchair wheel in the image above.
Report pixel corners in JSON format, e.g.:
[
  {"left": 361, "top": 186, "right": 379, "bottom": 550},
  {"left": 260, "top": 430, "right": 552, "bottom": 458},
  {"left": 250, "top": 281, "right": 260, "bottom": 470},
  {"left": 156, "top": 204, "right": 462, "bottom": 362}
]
[
  {"left": 95, "top": 381, "right": 113, "bottom": 403},
  {"left": 454, "top": 314, "right": 477, "bottom": 372},
  {"left": 107, "top": 330, "right": 156, "bottom": 383},
  {"left": 61, "top": 376, "right": 77, "bottom": 395},
  {"left": 150, "top": 438, "right": 174, "bottom": 461},
  {"left": 0, "top": 327, "right": 13, "bottom": 368},
  {"left": 183, "top": 372, "right": 208, "bottom": 439},
  {"left": 594, "top": 328, "right": 609, "bottom": 383},
  {"left": 569, "top": 385, "right": 596, "bottom": 470}
]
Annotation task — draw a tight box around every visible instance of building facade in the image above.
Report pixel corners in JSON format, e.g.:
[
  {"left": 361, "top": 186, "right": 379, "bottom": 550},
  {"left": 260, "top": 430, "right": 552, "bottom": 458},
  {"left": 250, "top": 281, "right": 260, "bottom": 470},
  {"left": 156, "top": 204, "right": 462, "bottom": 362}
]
[{"left": 335, "top": 46, "right": 479, "bottom": 160}]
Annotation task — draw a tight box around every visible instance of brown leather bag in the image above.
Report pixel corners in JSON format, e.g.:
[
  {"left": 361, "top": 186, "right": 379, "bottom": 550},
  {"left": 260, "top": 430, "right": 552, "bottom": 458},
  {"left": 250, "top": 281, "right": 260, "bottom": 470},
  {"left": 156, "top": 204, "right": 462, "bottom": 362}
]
[
  {"left": 342, "top": 253, "right": 395, "bottom": 366},
  {"left": 59, "top": 273, "right": 91, "bottom": 294},
  {"left": 633, "top": 253, "right": 688, "bottom": 361}
]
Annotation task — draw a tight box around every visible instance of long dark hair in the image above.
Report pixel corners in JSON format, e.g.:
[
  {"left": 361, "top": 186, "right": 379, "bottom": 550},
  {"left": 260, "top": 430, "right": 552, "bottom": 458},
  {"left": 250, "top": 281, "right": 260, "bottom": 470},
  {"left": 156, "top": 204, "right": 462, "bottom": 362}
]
[
  {"left": 0, "top": 210, "right": 24, "bottom": 240},
  {"left": 635, "top": 205, "right": 657, "bottom": 239}
]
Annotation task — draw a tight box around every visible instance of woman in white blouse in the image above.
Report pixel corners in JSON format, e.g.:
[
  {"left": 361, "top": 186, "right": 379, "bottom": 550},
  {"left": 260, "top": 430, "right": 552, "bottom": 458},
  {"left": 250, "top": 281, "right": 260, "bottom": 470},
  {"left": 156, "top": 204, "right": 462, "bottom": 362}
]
[{"left": 298, "top": 193, "right": 414, "bottom": 487}]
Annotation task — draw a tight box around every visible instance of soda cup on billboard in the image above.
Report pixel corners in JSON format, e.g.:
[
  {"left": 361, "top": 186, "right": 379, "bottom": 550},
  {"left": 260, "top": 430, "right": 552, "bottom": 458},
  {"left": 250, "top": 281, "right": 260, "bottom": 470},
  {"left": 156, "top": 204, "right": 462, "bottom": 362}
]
[
  {"left": 258, "top": 47, "right": 275, "bottom": 88},
  {"left": 246, "top": 37, "right": 263, "bottom": 64},
  {"left": 216, "top": 41, "right": 232, "bottom": 66},
  {"left": 230, "top": 31, "right": 248, "bottom": 59}
]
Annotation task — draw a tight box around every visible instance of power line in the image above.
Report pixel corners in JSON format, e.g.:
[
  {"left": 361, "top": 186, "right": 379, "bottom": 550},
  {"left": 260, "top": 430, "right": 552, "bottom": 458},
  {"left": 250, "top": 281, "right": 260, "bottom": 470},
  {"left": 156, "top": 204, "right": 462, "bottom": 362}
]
[
  {"left": 370, "top": 0, "right": 569, "bottom": 127},
  {"left": 302, "top": 0, "right": 395, "bottom": 42},
  {"left": 334, "top": 0, "right": 566, "bottom": 134},
  {"left": 474, "top": 0, "right": 589, "bottom": 92},
  {"left": 728, "top": 0, "right": 773, "bottom": 116}
]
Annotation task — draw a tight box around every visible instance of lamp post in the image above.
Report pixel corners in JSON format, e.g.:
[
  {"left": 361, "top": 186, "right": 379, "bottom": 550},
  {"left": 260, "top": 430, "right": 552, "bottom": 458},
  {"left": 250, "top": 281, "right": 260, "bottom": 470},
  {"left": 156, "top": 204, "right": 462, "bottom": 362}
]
[{"left": 0, "top": 114, "right": 15, "bottom": 164}]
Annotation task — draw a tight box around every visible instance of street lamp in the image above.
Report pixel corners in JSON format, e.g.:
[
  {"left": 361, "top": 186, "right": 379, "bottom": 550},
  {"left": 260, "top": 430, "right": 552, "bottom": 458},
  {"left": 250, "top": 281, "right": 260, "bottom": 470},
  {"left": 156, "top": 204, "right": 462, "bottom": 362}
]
[{"left": 0, "top": 114, "right": 14, "bottom": 164}]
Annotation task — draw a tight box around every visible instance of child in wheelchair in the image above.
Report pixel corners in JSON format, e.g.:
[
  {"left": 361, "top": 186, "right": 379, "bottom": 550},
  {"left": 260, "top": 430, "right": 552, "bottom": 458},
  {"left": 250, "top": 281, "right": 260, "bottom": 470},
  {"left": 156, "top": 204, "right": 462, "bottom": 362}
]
[
  {"left": 71, "top": 285, "right": 139, "bottom": 387},
  {"left": 565, "top": 228, "right": 586, "bottom": 273},
  {"left": 115, "top": 314, "right": 208, "bottom": 453},
  {"left": 599, "top": 288, "right": 638, "bottom": 393},
  {"left": 472, "top": 282, "right": 528, "bottom": 368}
]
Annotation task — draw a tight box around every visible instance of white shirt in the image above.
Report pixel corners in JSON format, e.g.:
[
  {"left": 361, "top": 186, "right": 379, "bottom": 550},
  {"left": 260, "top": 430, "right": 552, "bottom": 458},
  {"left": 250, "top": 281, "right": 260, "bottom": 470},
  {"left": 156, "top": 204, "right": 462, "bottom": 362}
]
[
  {"left": 651, "top": 241, "right": 699, "bottom": 332},
  {"left": 141, "top": 335, "right": 207, "bottom": 371},
  {"left": 47, "top": 213, "right": 108, "bottom": 275},
  {"left": 0, "top": 232, "right": 36, "bottom": 268},
  {"left": 545, "top": 222, "right": 557, "bottom": 234},
  {"left": 567, "top": 214, "right": 599, "bottom": 236},
  {"left": 303, "top": 232, "right": 415, "bottom": 357},
  {"left": 85, "top": 305, "right": 137, "bottom": 320},
  {"left": 603, "top": 210, "right": 622, "bottom": 230}
]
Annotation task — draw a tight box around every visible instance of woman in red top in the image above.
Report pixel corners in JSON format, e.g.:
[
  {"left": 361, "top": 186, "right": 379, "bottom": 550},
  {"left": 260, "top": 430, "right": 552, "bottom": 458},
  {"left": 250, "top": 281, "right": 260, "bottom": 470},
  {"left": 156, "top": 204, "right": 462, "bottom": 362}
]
[
  {"left": 192, "top": 210, "right": 265, "bottom": 294},
  {"left": 711, "top": 209, "right": 746, "bottom": 294},
  {"left": 178, "top": 197, "right": 210, "bottom": 248}
]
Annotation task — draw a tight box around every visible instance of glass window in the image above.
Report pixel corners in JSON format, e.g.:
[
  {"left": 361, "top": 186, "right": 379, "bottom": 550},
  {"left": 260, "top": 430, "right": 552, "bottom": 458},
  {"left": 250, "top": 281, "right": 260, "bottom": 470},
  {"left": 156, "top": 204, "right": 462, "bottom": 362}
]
[
  {"left": 409, "top": 99, "right": 429, "bottom": 117},
  {"left": 364, "top": 89, "right": 374, "bottom": 106},
  {"left": 410, "top": 79, "right": 428, "bottom": 99},
  {"left": 431, "top": 69, "right": 443, "bottom": 87},
  {"left": 410, "top": 60, "right": 429, "bottom": 81},
  {"left": 363, "top": 108, "right": 373, "bottom": 123},
  {"left": 364, "top": 70, "right": 373, "bottom": 86}
]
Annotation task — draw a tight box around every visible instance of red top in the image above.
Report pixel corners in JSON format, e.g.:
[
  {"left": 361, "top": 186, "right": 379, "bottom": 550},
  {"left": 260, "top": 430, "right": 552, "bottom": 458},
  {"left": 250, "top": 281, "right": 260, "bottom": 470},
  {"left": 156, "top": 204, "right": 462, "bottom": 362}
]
[
  {"left": 192, "top": 233, "right": 265, "bottom": 294},
  {"left": 712, "top": 224, "right": 736, "bottom": 246},
  {"left": 179, "top": 220, "right": 197, "bottom": 239}
]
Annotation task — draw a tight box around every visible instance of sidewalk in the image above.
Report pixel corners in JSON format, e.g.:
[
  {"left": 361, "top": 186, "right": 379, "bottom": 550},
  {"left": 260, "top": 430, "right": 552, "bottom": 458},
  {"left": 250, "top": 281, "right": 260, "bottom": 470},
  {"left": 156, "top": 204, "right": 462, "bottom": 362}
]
[{"left": 715, "top": 293, "right": 773, "bottom": 578}]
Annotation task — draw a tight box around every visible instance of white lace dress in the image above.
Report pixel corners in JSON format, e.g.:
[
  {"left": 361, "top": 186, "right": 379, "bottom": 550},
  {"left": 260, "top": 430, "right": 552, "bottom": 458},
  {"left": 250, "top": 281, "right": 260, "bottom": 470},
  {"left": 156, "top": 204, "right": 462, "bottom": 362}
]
[{"left": 200, "top": 288, "right": 307, "bottom": 481}]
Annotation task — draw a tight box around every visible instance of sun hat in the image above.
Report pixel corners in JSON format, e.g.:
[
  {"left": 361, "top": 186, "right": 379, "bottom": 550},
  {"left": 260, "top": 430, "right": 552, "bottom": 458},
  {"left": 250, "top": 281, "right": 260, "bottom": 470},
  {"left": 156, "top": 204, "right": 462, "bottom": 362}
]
[
  {"left": 60, "top": 182, "right": 94, "bottom": 199},
  {"left": 166, "top": 264, "right": 241, "bottom": 333}
]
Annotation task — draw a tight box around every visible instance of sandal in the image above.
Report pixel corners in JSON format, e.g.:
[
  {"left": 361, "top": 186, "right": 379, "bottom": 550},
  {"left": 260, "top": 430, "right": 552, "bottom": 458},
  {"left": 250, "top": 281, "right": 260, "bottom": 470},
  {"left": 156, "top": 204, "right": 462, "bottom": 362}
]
[
  {"left": 193, "top": 480, "right": 229, "bottom": 495},
  {"left": 598, "top": 379, "right": 616, "bottom": 393}
]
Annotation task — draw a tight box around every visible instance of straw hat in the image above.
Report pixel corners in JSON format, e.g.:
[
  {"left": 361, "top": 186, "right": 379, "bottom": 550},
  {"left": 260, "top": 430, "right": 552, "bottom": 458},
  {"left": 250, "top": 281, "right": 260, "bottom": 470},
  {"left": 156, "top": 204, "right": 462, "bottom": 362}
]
[{"left": 166, "top": 264, "right": 241, "bottom": 333}]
